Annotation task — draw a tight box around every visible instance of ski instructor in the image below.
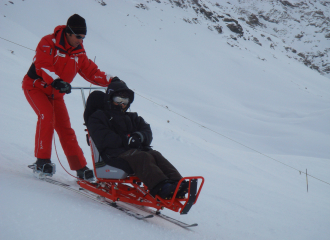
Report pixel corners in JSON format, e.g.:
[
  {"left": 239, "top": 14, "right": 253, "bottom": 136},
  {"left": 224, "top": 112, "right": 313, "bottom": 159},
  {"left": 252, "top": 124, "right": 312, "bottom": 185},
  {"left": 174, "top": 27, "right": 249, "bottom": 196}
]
[{"left": 22, "top": 14, "right": 118, "bottom": 179}]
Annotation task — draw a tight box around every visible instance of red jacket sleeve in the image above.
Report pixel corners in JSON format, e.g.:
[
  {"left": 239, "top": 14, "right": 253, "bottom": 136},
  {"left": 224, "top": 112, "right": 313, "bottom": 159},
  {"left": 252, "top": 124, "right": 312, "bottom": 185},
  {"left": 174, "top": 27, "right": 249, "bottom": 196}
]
[
  {"left": 34, "top": 36, "right": 59, "bottom": 85},
  {"left": 78, "top": 54, "right": 112, "bottom": 87}
]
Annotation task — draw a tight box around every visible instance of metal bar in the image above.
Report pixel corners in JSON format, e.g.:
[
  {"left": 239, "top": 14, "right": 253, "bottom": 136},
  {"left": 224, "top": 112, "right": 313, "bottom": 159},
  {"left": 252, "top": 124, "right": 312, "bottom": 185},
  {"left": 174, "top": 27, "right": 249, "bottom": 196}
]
[
  {"left": 306, "top": 169, "right": 308, "bottom": 192},
  {"left": 81, "top": 88, "right": 86, "bottom": 108},
  {"left": 71, "top": 87, "right": 106, "bottom": 90}
]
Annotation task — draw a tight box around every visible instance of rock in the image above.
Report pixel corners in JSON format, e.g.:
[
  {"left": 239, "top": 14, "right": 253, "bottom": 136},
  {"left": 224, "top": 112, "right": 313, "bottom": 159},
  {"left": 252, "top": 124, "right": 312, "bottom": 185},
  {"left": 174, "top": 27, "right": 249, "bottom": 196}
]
[{"left": 226, "top": 23, "right": 244, "bottom": 35}]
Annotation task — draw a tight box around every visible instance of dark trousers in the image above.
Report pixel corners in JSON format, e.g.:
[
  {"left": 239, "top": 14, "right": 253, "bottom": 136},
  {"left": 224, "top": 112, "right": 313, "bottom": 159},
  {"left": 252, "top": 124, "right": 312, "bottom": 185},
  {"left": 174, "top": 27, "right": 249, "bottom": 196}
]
[{"left": 119, "top": 149, "right": 182, "bottom": 189}]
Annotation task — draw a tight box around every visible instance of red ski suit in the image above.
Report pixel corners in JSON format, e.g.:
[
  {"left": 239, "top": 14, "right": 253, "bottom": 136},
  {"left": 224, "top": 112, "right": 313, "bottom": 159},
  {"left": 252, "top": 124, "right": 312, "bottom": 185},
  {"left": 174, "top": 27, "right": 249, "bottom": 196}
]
[{"left": 22, "top": 25, "right": 112, "bottom": 170}]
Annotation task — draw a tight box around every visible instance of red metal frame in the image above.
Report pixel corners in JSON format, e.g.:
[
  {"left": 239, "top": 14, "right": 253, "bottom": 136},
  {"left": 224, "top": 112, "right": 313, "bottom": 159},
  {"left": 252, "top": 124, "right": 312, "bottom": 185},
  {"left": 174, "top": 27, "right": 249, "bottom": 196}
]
[{"left": 78, "top": 131, "right": 205, "bottom": 214}]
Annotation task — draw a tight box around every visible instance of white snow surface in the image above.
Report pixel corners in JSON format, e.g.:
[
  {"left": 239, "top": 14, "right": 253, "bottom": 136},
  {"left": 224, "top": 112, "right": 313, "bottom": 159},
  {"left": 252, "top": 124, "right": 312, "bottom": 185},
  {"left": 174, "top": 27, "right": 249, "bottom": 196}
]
[{"left": 0, "top": 0, "right": 330, "bottom": 240}]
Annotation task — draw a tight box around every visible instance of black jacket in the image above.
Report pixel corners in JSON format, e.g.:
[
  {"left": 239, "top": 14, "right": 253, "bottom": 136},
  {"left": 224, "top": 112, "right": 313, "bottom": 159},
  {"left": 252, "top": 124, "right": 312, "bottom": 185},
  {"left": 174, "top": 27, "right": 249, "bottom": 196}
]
[{"left": 87, "top": 109, "right": 153, "bottom": 158}]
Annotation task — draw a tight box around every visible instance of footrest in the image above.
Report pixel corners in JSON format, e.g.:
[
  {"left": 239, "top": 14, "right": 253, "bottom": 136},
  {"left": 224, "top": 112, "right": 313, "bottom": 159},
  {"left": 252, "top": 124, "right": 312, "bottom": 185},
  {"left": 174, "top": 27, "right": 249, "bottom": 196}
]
[{"left": 180, "top": 179, "right": 198, "bottom": 214}]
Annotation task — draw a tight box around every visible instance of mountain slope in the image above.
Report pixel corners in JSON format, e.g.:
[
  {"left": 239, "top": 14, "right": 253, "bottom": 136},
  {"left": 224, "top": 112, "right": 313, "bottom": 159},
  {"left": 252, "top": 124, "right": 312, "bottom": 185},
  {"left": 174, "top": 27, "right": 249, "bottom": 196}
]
[
  {"left": 153, "top": 0, "right": 330, "bottom": 76},
  {"left": 0, "top": 0, "right": 329, "bottom": 240}
]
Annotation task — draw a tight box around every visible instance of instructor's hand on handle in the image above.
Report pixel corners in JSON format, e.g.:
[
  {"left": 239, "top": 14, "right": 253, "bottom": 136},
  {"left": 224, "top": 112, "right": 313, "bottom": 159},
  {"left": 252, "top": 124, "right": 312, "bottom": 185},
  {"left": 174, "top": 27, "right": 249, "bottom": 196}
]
[{"left": 51, "top": 79, "right": 72, "bottom": 94}]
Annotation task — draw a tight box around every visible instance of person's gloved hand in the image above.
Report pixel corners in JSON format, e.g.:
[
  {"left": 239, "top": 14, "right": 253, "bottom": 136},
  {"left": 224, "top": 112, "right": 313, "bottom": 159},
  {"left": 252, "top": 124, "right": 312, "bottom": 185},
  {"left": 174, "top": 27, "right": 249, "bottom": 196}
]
[
  {"left": 51, "top": 79, "right": 71, "bottom": 94},
  {"left": 111, "top": 76, "right": 126, "bottom": 84},
  {"left": 128, "top": 133, "right": 142, "bottom": 149}
]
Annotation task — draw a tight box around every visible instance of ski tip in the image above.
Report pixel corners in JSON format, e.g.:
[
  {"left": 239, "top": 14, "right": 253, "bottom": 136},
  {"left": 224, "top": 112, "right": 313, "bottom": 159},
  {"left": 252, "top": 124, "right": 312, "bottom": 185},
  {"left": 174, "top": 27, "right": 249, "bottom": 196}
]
[{"left": 186, "top": 223, "right": 198, "bottom": 227}]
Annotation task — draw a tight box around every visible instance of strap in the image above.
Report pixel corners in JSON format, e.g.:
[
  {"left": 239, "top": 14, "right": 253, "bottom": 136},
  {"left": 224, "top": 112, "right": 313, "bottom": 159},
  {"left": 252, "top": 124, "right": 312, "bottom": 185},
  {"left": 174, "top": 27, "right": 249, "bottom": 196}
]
[{"left": 27, "top": 63, "right": 42, "bottom": 80}]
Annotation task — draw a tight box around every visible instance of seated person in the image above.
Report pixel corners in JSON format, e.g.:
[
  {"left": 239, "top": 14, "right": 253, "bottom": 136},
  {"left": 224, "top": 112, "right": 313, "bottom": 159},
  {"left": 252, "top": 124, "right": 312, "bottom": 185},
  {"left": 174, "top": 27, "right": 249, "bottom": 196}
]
[{"left": 84, "top": 80, "right": 188, "bottom": 199}]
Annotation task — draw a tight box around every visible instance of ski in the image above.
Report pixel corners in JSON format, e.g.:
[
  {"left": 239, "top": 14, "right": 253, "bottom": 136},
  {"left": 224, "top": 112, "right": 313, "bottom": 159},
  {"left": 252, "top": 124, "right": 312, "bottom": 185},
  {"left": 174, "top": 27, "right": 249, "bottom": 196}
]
[
  {"left": 154, "top": 211, "right": 198, "bottom": 228},
  {"left": 39, "top": 177, "right": 153, "bottom": 220},
  {"left": 123, "top": 202, "right": 198, "bottom": 228},
  {"left": 103, "top": 201, "right": 154, "bottom": 220}
]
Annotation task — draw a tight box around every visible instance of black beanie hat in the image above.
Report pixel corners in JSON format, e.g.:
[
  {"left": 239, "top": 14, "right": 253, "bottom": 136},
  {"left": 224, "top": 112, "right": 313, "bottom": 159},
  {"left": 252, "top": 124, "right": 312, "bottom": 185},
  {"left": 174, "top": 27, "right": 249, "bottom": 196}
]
[{"left": 66, "top": 14, "right": 87, "bottom": 35}]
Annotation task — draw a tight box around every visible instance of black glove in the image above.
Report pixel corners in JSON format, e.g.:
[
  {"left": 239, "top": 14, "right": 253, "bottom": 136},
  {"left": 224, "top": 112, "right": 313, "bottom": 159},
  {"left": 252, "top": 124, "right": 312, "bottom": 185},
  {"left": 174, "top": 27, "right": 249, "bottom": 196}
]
[
  {"left": 128, "top": 134, "right": 142, "bottom": 149},
  {"left": 51, "top": 79, "right": 71, "bottom": 94},
  {"left": 111, "top": 76, "right": 125, "bottom": 84}
]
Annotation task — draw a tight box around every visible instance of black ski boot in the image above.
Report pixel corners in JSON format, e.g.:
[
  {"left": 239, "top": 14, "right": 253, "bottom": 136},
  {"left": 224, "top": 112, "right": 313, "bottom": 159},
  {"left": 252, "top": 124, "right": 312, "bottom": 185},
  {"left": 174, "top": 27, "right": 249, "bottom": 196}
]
[
  {"left": 76, "top": 166, "right": 94, "bottom": 180},
  {"left": 28, "top": 158, "right": 55, "bottom": 178},
  {"left": 176, "top": 180, "right": 189, "bottom": 199},
  {"left": 157, "top": 182, "right": 179, "bottom": 200},
  {"left": 35, "top": 158, "right": 54, "bottom": 173}
]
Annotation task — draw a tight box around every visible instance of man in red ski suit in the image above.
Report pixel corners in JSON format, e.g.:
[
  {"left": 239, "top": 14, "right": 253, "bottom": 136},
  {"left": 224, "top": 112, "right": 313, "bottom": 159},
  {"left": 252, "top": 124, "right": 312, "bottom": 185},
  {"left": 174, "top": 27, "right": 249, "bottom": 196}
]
[{"left": 22, "top": 14, "right": 117, "bottom": 179}]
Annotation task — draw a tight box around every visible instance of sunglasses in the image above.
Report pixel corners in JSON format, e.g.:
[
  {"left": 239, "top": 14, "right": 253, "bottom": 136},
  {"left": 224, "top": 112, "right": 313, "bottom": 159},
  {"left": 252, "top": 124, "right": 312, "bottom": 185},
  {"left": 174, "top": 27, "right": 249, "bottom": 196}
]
[
  {"left": 67, "top": 25, "right": 85, "bottom": 40},
  {"left": 113, "top": 96, "right": 129, "bottom": 105}
]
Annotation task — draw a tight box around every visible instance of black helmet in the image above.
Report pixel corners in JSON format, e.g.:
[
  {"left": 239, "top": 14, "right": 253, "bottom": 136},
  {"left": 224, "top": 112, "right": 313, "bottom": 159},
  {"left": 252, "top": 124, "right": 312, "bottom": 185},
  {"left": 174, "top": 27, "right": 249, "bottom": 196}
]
[{"left": 104, "top": 80, "right": 134, "bottom": 112}]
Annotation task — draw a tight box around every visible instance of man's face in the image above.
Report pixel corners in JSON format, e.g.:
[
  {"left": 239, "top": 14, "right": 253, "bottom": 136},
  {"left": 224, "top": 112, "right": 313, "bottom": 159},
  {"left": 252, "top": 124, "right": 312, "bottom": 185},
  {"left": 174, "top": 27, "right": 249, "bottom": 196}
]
[
  {"left": 66, "top": 33, "right": 85, "bottom": 48},
  {"left": 112, "top": 95, "right": 129, "bottom": 109},
  {"left": 113, "top": 101, "right": 127, "bottom": 109}
]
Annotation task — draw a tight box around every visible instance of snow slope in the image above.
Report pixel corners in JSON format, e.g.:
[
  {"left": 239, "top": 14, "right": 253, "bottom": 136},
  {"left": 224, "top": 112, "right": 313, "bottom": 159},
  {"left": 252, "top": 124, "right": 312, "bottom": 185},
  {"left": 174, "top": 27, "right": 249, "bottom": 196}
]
[{"left": 0, "top": 0, "right": 329, "bottom": 239}]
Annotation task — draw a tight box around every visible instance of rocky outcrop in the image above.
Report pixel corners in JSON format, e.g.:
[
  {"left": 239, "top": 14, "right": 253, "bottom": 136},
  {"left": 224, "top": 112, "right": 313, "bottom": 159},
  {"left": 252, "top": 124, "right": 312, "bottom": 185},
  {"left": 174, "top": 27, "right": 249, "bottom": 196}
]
[{"left": 143, "top": 0, "right": 330, "bottom": 78}]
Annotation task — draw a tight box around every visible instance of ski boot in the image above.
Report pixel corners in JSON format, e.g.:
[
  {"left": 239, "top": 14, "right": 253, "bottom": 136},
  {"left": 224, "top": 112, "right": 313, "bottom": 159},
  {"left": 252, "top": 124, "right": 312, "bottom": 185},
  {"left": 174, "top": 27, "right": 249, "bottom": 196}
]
[
  {"left": 28, "top": 158, "right": 56, "bottom": 179},
  {"left": 157, "top": 181, "right": 179, "bottom": 200},
  {"left": 76, "top": 166, "right": 95, "bottom": 181},
  {"left": 176, "top": 180, "right": 189, "bottom": 199}
]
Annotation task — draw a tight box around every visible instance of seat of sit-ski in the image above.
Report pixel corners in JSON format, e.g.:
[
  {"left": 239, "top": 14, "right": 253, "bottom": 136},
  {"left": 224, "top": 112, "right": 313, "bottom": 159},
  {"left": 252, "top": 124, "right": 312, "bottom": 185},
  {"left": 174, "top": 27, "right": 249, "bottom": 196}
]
[
  {"left": 90, "top": 137, "right": 128, "bottom": 179},
  {"left": 84, "top": 90, "right": 128, "bottom": 179}
]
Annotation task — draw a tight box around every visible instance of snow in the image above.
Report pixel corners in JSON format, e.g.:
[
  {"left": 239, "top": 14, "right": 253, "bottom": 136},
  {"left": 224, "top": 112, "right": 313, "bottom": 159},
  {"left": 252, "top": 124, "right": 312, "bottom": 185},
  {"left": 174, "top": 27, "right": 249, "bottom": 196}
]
[{"left": 0, "top": 0, "right": 330, "bottom": 240}]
